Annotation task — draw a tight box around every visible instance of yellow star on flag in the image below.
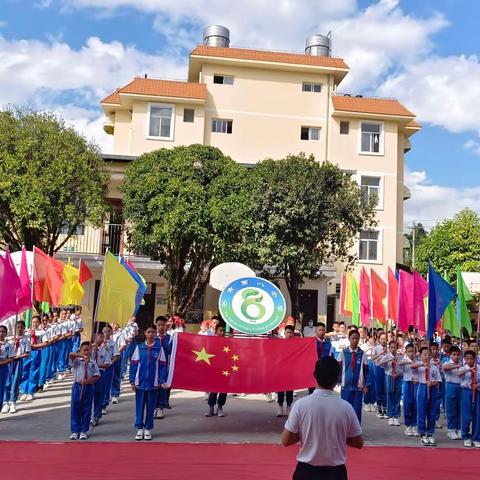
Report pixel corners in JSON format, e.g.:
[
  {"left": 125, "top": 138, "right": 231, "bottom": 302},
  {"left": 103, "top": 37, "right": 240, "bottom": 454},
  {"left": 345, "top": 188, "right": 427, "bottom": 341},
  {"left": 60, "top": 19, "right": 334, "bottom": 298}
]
[
  {"left": 222, "top": 370, "right": 230, "bottom": 376},
  {"left": 232, "top": 354, "right": 239, "bottom": 361},
  {"left": 223, "top": 346, "right": 231, "bottom": 353},
  {"left": 192, "top": 347, "right": 216, "bottom": 365},
  {"left": 231, "top": 365, "right": 239, "bottom": 372}
]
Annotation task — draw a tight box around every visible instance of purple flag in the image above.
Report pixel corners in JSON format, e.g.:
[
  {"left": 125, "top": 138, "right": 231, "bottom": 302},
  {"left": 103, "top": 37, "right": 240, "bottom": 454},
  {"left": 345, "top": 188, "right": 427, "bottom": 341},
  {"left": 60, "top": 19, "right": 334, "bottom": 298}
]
[
  {"left": 16, "top": 247, "right": 32, "bottom": 312},
  {"left": 413, "top": 271, "right": 428, "bottom": 335},
  {"left": 397, "top": 270, "right": 413, "bottom": 332}
]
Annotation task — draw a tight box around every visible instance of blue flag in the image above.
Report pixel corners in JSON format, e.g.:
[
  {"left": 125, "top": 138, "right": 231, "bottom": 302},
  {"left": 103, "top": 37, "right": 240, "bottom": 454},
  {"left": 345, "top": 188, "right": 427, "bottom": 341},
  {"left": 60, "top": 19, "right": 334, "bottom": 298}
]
[
  {"left": 427, "top": 262, "right": 457, "bottom": 340},
  {"left": 120, "top": 257, "right": 147, "bottom": 314}
]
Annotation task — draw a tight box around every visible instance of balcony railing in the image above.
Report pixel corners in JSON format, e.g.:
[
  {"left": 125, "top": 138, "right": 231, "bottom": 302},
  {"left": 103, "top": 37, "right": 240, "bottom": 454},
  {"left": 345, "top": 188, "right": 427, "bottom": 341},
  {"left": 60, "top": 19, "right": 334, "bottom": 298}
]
[{"left": 58, "top": 223, "right": 130, "bottom": 256}]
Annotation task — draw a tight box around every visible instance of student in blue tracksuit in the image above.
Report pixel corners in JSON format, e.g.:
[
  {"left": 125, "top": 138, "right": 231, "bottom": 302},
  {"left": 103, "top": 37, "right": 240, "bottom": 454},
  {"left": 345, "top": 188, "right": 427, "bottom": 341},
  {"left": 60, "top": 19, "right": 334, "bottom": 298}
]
[
  {"left": 411, "top": 346, "right": 442, "bottom": 447},
  {"left": 361, "top": 335, "right": 376, "bottom": 412},
  {"left": 399, "top": 343, "right": 418, "bottom": 436},
  {"left": 378, "top": 340, "right": 403, "bottom": 427},
  {"left": 372, "top": 332, "right": 388, "bottom": 419},
  {"left": 130, "top": 325, "right": 168, "bottom": 441},
  {"left": 154, "top": 316, "right": 172, "bottom": 419},
  {"left": 38, "top": 315, "right": 54, "bottom": 390},
  {"left": 48, "top": 314, "right": 62, "bottom": 382},
  {"left": 206, "top": 323, "right": 228, "bottom": 418},
  {"left": 458, "top": 350, "right": 480, "bottom": 448},
  {"left": 430, "top": 341, "right": 445, "bottom": 427},
  {"left": 308, "top": 323, "right": 332, "bottom": 394},
  {"left": 339, "top": 329, "right": 369, "bottom": 423},
  {"left": 90, "top": 332, "right": 112, "bottom": 426},
  {"left": 0, "top": 325, "right": 15, "bottom": 414},
  {"left": 69, "top": 341, "right": 100, "bottom": 440},
  {"left": 442, "top": 345, "right": 462, "bottom": 440},
  {"left": 110, "top": 324, "right": 127, "bottom": 404},
  {"left": 101, "top": 325, "right": 120, "bottom": 414}
]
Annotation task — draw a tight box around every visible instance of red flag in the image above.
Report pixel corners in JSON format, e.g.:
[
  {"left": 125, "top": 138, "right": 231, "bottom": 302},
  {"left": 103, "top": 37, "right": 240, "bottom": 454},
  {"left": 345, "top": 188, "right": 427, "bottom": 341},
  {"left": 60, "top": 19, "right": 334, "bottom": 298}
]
[
  {"left": 168, "top": 333, "right": 317, "bottom": 394},
  {"left": 387, "top": 267, "right": 398, "bottom": 323},
  {"left": 371, "top": 269, "right": 387, "bottom": 325},
  {"left": 398, "top": 270, "right": 414, "bottom": 332},
  {"left": 359, "top": 267, "right": 371, "bottom": 327},
  {"left": 33, "top": 247, "right": 64, "bottom": 305},
  {"left": 413, "top": 271, "right": 428, "bottom": 335},
  {"left": 79, "top": 259, "right": 93, "bottom": 285}
]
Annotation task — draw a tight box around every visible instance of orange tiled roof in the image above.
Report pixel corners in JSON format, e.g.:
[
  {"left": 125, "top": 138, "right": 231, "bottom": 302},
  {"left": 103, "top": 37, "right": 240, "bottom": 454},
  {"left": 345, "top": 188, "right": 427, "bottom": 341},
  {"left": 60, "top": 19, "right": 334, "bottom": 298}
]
[
  {"left": 332, "top": 95, "right": 415, "bottom": 118},
  {"left": 101, "top": 77, "right": 207, "bottom": 105},
  {"left": 191, "top": 45, "right": 349, "bottom": 70},
  {"left": 406, "top": 120, "right": 421, "bottom": 128}
]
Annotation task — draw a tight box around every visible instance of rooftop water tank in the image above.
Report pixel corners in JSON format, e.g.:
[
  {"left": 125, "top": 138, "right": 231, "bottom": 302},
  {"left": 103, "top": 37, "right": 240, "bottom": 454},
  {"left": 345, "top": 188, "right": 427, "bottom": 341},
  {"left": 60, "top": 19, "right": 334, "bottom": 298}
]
[
  {"left": 203, "top": 25, "right": 230, "bottom": 47},
  {"left": 305, "top": 32, "right": 331, "bottom": 57}
]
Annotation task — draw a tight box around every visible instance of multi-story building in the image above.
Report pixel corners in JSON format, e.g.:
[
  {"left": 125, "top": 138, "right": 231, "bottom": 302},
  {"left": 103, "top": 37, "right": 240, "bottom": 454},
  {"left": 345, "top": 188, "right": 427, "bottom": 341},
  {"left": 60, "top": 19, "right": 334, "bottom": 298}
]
[{"left": 59, "top": 26, "right": 420, "bottom": 329}]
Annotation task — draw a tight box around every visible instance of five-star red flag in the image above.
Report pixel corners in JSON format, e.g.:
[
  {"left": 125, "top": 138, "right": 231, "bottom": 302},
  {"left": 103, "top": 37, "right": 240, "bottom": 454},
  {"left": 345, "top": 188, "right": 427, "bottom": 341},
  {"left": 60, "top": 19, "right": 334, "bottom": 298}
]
[{"left": 168, "top": 333, "right": 317, "bottom": 394}]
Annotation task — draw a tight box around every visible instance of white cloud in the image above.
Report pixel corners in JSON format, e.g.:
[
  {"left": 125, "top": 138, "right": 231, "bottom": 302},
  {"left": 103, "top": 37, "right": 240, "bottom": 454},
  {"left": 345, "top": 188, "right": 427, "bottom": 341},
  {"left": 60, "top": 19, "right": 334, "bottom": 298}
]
[
  {"left": 464, "top": 139, "right": 480, "bottom": 156},
  {"left": 404, "top": 168, "right": 480, "bottom": 228}
]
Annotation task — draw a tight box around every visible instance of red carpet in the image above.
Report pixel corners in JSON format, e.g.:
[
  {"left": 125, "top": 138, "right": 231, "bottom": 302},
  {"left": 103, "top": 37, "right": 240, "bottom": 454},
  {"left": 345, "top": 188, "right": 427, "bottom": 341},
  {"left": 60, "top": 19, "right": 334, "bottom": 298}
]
[{"left": 1, "top": 442, "right": 478, "bottom": 480}]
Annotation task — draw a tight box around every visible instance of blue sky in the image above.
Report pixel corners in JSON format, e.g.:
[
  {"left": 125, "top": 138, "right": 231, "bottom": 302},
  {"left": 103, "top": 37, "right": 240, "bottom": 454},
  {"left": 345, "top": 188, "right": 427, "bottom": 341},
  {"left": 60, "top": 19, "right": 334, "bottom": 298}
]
[{"left": 1, "top": 0, "right": 479, "bottom": 226}]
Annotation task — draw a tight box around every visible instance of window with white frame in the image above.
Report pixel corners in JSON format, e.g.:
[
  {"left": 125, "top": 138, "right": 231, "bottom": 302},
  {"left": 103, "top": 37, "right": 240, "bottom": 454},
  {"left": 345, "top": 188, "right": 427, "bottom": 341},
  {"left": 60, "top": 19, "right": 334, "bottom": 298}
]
[
  {"left": 302, "top": 82, "right": 322, "bottom": 93},
  {"left": 360, "top": 122, "right": 382, "bottom": 153},
  {"left": 360, "top": 176, "right": 381, "bottom": 206},
  {"left": 213, "top": 75, "right": 234, "bottom": 85},
  {"left": 301, "top": 126, "right": 320, "bottom": 140},
  {"left": 359, "top": 230, "right": 380, "bottom": 261},
  {"left": 212, "top": 119, "right": 233, "bottom": 134},
  {"left": 148, "top": 104, "right": 174, "bottom": 139}
]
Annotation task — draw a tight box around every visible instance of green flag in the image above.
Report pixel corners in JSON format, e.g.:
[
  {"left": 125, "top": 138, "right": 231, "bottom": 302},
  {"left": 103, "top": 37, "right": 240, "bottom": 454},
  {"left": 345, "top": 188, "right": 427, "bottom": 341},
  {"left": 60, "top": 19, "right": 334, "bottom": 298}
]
[
  {"left": 441, "top": 273, "right": 459, "bottom": 337},
  {"left": 24, "top": 309, "right": 32, "bottom": 328},
  {"left": 351, "top": 276, "right": 360, "bottom": 327},
  {"left": 41, "top": 301, "right": 50, "bottom": 314},
  {"left": 456, "top": 266, "right": 473, "bottom": 336}
]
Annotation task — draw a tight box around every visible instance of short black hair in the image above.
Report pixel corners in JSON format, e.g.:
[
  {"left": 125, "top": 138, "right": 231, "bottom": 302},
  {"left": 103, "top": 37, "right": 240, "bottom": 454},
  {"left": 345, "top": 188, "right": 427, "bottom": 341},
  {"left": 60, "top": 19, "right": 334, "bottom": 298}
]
[
  {"left": 285, "top": 325, "right": 295, "bottom": 333},
  {"left": 332, "top": 321, "right": 339, "bottom": 325},
  {"left": 16, "top": 320, "right": 25, "bottom": 328},
  {"left": 338, "top": 321, "right": 345, "bottom": 326},
  {"left": 441, "top": 336, "right": 452, "bottom": 345},
  {"left": 419, "top": 346, "right": 429, "bottom": 355},
  {"left": 464, "top": 350, "right": 477, "bottom": 359},
  {"left": 449, "top": 345, "right": 461, "bottom": 354},
  {"left": 155, "top": 316, "right": 168, "bottom": 323},
  {"left": 0, "top": 325, "right": 7, "bottom": 333},
  {"left": 317, "top": 323, "right": 326, "bottom": 329},
  {"left": 429, "top": 340, "right": 439, "bottom": 347},
  {"left": 80, "top": 341, "right": 91, "bottom": 349},
  {"left": 314, "top": 357, "right": 340, "bottom": 389},
  {"left": 405, "top": 343, "right": 414, "bottom": 350},
  {"left": 145, "top": 325, "right": 156, "bottom": 332},
  {"left": 388, "top": 340, "right": 397, "bottom": 347},
  {"left": 31, "top": 315, "right": 40, "bottom": 321},
  {"left": 215, "top": 322, "right": 226, "bottom": 331},
  {"left": 348, "top": 329, "right": 360, "bottom": 338}
]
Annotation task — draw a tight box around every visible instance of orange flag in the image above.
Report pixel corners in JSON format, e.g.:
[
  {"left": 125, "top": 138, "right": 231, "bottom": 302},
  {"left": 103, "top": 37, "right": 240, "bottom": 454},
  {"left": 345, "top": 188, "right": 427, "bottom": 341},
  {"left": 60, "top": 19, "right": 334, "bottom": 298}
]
[
  {"left": 33, "top": 247, "right": 64, "bottom": 306},
  {"left": 371, "top": 269, "right": 387, "bottom": 325},
  {"left": 387, "top": 267, "right": 398, "bottom": 323}
]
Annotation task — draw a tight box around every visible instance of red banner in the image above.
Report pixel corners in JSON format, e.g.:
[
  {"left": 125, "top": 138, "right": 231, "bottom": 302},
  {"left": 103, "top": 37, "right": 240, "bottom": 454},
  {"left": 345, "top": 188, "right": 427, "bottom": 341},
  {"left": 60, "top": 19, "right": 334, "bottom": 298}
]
[{"left": 168, "top": 333, "right": 317, "bottom": 394}]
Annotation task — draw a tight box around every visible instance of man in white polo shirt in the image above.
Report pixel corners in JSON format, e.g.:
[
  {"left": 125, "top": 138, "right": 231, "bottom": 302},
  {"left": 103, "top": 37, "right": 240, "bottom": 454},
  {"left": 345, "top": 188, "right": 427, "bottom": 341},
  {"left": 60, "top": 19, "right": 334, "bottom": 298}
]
[{"left": 282, "top": 357, "right": 363, "bottom": 480}]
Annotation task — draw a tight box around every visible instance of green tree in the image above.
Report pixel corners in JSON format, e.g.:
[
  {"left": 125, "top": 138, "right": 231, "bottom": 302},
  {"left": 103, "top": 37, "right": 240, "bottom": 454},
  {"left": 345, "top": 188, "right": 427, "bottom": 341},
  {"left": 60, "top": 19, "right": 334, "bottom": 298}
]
[
  {"left": 250, "top": 154, "right": 376, "bottom": 317},
  {"left": 403, "top": 222, "right": 428, "bottom": 267},
  {"left": 0, "top": 107, "right": 108, "bottom": 254},
  {"left": 122, "top": 144, "right": 252, "bottom": 316},
  {"left": 415, "top": 208, "right": 480, "bottom": 277}
]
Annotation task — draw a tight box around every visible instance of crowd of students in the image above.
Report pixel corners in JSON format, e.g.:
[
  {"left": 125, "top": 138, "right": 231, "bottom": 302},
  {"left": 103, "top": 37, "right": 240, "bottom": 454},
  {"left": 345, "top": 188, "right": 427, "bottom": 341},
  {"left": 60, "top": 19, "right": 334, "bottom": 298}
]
[{"left": 1, "top": 312, "right": 479, "bottom": 448}]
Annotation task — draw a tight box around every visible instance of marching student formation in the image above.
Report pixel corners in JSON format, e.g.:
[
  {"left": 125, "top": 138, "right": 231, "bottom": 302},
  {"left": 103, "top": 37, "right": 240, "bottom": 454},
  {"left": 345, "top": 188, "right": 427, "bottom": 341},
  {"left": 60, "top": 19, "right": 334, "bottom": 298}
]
[{"left": 0, "top": 313, "right": 479, "bottom": 448}]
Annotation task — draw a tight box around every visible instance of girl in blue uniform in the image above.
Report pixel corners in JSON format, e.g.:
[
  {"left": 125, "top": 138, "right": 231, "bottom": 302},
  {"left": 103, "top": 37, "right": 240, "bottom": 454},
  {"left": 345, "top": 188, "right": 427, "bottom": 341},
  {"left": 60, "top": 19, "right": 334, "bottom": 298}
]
[
  {"left": 0, "top": 325, "right": 15, "bottom": 414},
  {"left": 130, "top": 326, "right": 168, "bottom": 441},
  {"left": 372, "top": 332, "right": 388, "bottom": 419},
  {"left": 442, "top": 345, "right": 462, "bottom": 440},
  {"left": 399, "top": 343, "right": 419, "bottom": 436}
]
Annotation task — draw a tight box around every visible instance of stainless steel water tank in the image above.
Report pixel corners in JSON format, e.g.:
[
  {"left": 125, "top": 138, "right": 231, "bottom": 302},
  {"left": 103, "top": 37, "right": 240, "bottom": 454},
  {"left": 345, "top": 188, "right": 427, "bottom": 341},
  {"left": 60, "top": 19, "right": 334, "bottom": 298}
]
[
  {"left": 203, "top": 25, "right": 230, "bottom": 47},
  {"left": 305, "top": 33, "right": 331, "bottom": 56}
]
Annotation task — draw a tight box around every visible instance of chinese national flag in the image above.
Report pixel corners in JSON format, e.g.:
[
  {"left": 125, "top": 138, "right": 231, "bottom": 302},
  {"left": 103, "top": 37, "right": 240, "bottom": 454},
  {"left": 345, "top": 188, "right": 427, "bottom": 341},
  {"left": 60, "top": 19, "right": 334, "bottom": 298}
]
[
  {"left": 371, "top": 269, "right": 387, "bottom": 325},
  {"left": 168, "top": 333, "right": 317, "bottom": 394}
]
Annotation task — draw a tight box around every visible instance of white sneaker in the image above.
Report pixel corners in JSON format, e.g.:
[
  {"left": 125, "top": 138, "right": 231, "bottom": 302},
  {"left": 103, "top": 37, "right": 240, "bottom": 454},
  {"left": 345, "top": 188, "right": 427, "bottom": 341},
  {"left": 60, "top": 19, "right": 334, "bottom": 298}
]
[
  {"left": 158, "top": 409, "right": 165, "bottom": 419},
  {"left": 369, "top": 404, "right": 376, "bottom": 412},
  {"left": 276, "top": 406, "right": 284, "bottom": 417},
  {"left": 265, "top": 393, "right": 274, "bottom": 403},
  {"left": 388, "top": 417, "right": 395, "bottom": 426},
  {"left": 1, "top": 403, "right": 10, "bottom": 414},
  {"left": 420, "top": 435, "right": 429, "bottom": 446},
  {"left": 473, "top": 441, "right": 480, "bottom": 448},
  {"left": 456, "top": 429, "right": 462, "bottom": 439},
  {"left": 26, "top": 394, "right": 34, "bottom": 402},
  {"left": 435, "top": 421, "right": 442, "bottom": 429},
  {"left": 464, "top": 439, "right": 472, "bottom": 447},
  {"left": 448, "top": 429, "right": 458, "bottom": 440},
  {"left": 9, "top": 403, "right": 16, "bottom": 414},
  {"left": 404, "top": 426, "right": 412, "bottom": 436},
  {"left": 216, "top": 407, "right": 225, "bottom": 417},
  {"left": 69, "top": 433, "right": 79, "bottom": 440},
  {"left": 393, "top": 418, "right": 401, "bottom": 426},
  {"left": 79, "top": 432, "right": 88, "bottom": 440},
  {"left": 135, "top": 429, "right": 144, "bottom": 441},
  {"left": 412, "top": 426, "right": 419, "bottom": 437},
  {"left": 205, "top": 407, "right": 214, "bottom": 417},
  {"left": 363, "top": 405, "right": 370, "bottom": 412},
  {"left": 111, "top": 397, "right": 119, "bottom": 405},
  {"left": 20, "top": 394, "right": 28, "bottom": 402},
  {"left": 143, "top": 429, "right": 152, "bottom": 441},
  {"left": 102, "top": 408, "right": 107, "bottom": 415},
  {"left": 376, "top": 411, "right": 383, "bottom": 418},
  {"left": 428, "top": 436, "right": 436, "bottom": 446}
]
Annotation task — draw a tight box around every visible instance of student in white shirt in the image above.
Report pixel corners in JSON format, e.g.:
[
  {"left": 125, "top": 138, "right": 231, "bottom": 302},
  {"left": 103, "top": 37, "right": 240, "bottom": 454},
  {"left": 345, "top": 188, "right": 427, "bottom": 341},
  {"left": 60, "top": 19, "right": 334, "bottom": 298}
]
[
  {"left": 442, "top": 345, "right": 462, "bottom": 440},
  {"left": 0, "top": 325, "right": 16, "bottom": 414}
]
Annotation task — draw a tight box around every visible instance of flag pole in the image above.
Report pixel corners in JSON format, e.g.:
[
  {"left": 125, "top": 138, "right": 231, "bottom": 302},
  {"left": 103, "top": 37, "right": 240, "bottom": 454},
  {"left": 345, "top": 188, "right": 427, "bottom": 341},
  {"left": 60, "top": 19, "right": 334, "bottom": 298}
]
[{"left": 91, "top": 248, "right": 108, "bottom": 345}]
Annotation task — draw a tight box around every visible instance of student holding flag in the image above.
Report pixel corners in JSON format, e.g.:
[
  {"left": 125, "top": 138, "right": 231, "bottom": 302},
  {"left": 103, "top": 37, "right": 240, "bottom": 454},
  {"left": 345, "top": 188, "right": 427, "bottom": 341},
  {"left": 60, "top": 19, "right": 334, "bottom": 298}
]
[{"left": 0, "top": 325, "right": 15, "bottom": 414}]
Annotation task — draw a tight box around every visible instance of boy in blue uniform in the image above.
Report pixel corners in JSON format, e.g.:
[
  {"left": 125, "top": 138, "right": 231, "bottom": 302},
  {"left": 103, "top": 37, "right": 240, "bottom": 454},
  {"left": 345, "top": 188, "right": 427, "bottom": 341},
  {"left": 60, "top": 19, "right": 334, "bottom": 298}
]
[
  {"left": 69, "top": 341, "right": 100, "bottom": 440},
  {"left": 101, "top": 325, "right": 120, "bottom": 415},
  {"left": 458, "top": 350, "right": 480, "bottom": 448},
  {"left": 206, "top": 323, "right": 228, "bottom": 418},
  {"left": 276, "top": 325, "right": 295, "bottom": 417},
  {"left": 372, "top": 332, "right": 388, "bottom": 419},
  {"left": 442, "top": 345, "right": 462, "bottom": 440},
  {"left": 361, "top": 335, "right": 376, "bottom": 412},
  {"left": 154, "top": 316, "right": 172, "bottom": 419},
  {"left": 0, "top": 325, "right": 15, "bottom": 414},
  {"left": 110, "top": 324, "right": 127, "bottom": 404},
  {"left": 90, "top": 332, "right": 112, "bottom": 426},
  {"left": 130, "top": 325, "right": 168, "bottom": 441},
  {"left": 399, "top": 343, "right": 419, "bottom": 436},
  {"left": 339, "top": 330, "right": 368, "bottom": 423},
  {"left": 411, "top": 346, "right": 442, "bottom": 446},
  {"left": 308, "top": 323, "right": 332, "bottom": 394}
]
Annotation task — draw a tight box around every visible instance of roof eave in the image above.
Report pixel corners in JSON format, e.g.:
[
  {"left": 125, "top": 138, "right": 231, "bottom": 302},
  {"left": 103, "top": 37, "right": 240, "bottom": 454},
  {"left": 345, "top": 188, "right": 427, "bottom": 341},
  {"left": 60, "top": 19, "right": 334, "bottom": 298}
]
[
  {"left": 119, "top": 92, "right": 206, "bottom": 105},
  {"left": 332, "top": 110, "right": 415, "bottom": 123}
]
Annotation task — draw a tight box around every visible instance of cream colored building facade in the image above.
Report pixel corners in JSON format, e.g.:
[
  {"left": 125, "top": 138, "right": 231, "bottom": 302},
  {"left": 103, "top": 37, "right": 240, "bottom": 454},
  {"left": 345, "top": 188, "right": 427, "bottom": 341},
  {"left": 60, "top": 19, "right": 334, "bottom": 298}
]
[{"left": 59, "top": 28, "right": 419, "bottom": 329}]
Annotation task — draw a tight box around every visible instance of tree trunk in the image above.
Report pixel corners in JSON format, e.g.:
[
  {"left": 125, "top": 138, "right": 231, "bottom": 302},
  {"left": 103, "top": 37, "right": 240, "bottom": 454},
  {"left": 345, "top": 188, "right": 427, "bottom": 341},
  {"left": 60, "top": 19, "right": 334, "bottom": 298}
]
[{"left": 284, "top": 263, "right": 301, "bottom": 319}]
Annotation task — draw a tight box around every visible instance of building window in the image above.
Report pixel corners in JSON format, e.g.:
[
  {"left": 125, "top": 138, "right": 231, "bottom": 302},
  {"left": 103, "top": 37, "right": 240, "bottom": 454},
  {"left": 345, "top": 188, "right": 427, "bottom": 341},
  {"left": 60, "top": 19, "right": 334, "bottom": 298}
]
[
  {"left": 360, "top": 122, "right": 382, "bottom": 153},
  {"left": 183, "top": 109, "right": 195, "bottom": 123},
  {"left": 60, "top": 224, "right": 85, "bottom": 235},
  {"left": 213, "top": 75, "right": 234, "bottom": 85},
  {"left": 360, "top": 176, "right": 381, "bottom": 207},
  {"left": 148, "top": 104, "right": 174, "bottom": 139},
  {"left": 301, "top": 127, "right": 320, "bottom": 140},
  {"left": 302, "top": 82, "right": 322, "bottom": 93},
  {"left": 340, "top": 121, "right": 349, "bottom": 135},
  {"left": 359, "top": 230, "right": 380, "bottom": 261},
  {"left": 212, "top": 119, "right": 233, "bottom": 134}
]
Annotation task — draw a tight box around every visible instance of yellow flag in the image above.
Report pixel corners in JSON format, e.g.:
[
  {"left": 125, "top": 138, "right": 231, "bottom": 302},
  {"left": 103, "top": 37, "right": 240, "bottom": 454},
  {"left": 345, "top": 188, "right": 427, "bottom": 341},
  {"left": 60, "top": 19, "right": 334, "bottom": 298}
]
[
  {"left": 96, "top": 251, "right": 138, "bottom": 327},
  {"left": 60, "top": 263, "right": 84, "bottom": 305},
  {"left": 345, "top": 272, "right": 354, "bottom": 312}
]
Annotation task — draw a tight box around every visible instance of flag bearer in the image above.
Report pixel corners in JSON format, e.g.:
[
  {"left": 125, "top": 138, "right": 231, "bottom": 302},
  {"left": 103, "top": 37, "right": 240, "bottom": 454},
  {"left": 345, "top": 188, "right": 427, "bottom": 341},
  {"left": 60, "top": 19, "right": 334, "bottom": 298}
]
[
  {"left": 399, "top": 343, "right": 419, "bottom": 436},
  {"left": 101, "top": 325, "right": 120, "bottom": 414},
  {"left": 442, "top": 345, "right": 463, "bottom": 440},
  {"left": 276, "top": 325, "right": 295, "bottom": 417},
  {"left": 154, "top": 316, "right": 172, "bottom": 419},
  {"left": 339, "top": 330, "right": 369, "bottom": 423},
  {"left": 372, "top": 332, "right": 388, "bottom": 419},
  {"left": 69, "top": 341, "right": 100, "bottom": 440},
  {"left": 90, "top": 332, "right": 112, "bottom": 426},
  {"left": 0, "top": 325, "right": 15, "bottom": 414},
  {"left": 38, "top": 314, "right": 54, "bottom": 390},
  {"left": 129, "top": 325, "right": 168, "bottom": 441}
]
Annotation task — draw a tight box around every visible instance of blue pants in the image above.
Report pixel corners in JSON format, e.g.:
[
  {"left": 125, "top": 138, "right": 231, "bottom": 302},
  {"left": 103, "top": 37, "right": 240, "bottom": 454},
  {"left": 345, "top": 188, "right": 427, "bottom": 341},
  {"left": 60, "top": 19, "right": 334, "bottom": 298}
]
[
  {"left": 0, "top": 365, "right": 8, "bottom": 411},
  {"left": 341, "top": 389, "right": 363, "bottom": 423},
  {"left": 461, "top": 388, "right": 480, "bottom": 441},
  {"left": 134, "top": 388, "right": 158, "bottom": 430},
  {"left": 375, "top": 366, "right": 386, "bottom": 411},
  {"left": 72, "top": 333, "right": 81, "bottom": 353},
  {"left": 436, "top": 381, "right": 445, "bottom": 420},
  {"left": 208, "top": 392, "right": 227, "bottom": 408},
  {"left": 58, "top": 339, "right": 69, "bottom": 373},
  {"left": 445, "top": 382, "right": 461, "bottom": 430},
  {"left": 402, "top": 381, "right": 417, "bottom": 427},
  {"left": 27, "top": 349, "right": 42, "bottom": 394},
  {"left": 386, "top": 375, "right": 401, "bottom": 418},
  {"left": 102, "top": 366, "right": 114, "bottom": 408},
  {"left": 4, "top": 359, "right": 23, "bottom": 404},
  {"left": 71, "top": 382, "right": 94, "bottom": 434},
  {"left": 50, "top": 343, "right": 59, "bottom": 379},
  {"left": 39, "top": 345, "right": 52, "bottom": 386},
  {"left": 417, "top": 383, "right": 440, "bottom": 435},
  {"left": 363, "top": 360, "right": 376, "bottom": 405},
  {"left": 93, "top": 369, "right": 107, "bottom": 420},
  {"left": 111, "top": 357, "right": 122, "bottom": 398},
  {"left": 121, "top": 349, "right": 129, "bottom": 378},
  {"left": 20, "top": 355, "right": 32, "bottom": 394},
  {"left": 156, "top": 386, "right": 167, "bottom": 409}
]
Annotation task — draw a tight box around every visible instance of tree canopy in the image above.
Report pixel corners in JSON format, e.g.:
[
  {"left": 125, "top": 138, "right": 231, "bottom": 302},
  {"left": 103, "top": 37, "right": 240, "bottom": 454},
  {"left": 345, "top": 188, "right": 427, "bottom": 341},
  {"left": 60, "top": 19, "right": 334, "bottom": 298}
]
[
  {"left": 122, "top": 144, "right": 252, "bottom": 316},
  {"left": 250, "top": 154, "right": 377, "bottom": 317},
  {"left": 0, "top": 108, "right": 108, "bottom": 254}
]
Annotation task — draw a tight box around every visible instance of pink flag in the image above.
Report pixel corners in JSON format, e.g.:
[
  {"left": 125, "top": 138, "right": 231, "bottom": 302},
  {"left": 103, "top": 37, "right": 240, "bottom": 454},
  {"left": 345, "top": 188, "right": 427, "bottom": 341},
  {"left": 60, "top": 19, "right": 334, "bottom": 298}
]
[
  {"left": 413, "top": 271, "right": 428, "bottom": 335},
  {"left": 359, "top": 267, "right": 371, "bottom": 327},
  {"left": 397, "top": 270, "right": 413, "bottom": 332},
  {"left": 17, "top": 247, "right": 32, "bottom": 312},
  {"left": 0, "top": 250, "right": 22, "bottom": 321}
]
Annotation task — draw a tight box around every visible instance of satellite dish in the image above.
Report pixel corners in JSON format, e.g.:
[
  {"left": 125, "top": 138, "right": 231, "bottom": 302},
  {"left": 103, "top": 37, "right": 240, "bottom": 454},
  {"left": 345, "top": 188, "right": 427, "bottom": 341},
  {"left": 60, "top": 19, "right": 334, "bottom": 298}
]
[{"left": 209, "top": 262, "right": 256, "bottom": 291}]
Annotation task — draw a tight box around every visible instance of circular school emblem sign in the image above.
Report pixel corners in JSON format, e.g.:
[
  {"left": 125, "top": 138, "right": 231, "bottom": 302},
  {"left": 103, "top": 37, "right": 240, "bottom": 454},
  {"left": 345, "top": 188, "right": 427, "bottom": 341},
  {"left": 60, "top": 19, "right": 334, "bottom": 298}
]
[{"left": 219, "top": 277, "right": 286, "bottom": 334}]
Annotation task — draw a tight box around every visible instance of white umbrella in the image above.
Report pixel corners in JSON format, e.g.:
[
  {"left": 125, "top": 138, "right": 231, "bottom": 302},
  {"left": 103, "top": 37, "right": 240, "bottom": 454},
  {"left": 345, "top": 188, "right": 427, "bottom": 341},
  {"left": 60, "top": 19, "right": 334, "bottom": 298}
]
[{"left": 209, "top": 262, "right": 256, "bottom": 291}]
